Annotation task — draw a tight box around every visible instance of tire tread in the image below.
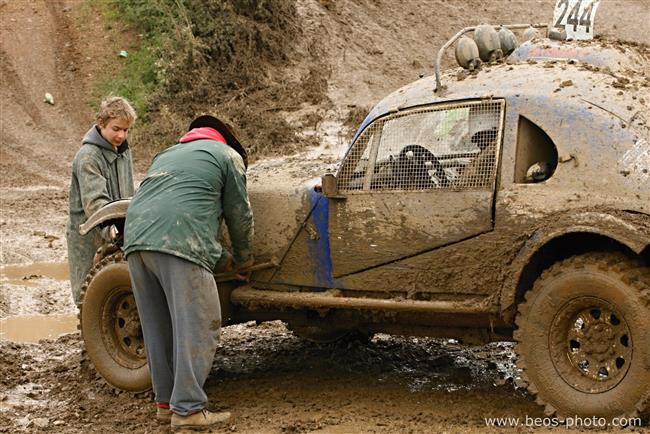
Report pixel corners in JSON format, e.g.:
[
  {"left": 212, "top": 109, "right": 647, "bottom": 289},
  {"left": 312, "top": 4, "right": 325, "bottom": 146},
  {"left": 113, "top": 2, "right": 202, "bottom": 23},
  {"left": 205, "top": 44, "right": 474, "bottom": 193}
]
[
  {"left": 515, "top": 252, "right": 650, "bottom": 420},
  {"left": 78, "top": 252, "right": 151, "bottom": 396}
]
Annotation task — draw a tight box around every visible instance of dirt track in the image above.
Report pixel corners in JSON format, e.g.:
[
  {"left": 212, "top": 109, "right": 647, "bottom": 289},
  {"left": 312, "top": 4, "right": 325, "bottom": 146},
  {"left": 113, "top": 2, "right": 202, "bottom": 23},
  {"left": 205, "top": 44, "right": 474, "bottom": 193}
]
[
  {"left": 1, "top": 0, "right": 650, "bottom": 433},
  {"left": 1, "top": 323, "right": 534, "bottom": 434}
]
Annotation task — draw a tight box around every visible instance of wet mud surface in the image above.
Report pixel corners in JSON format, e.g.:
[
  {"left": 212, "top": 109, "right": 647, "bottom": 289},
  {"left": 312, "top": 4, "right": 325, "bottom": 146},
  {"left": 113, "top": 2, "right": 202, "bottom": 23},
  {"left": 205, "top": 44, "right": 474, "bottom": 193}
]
[
  {"left": 0, "top": 261, "right": 73, "bottom": 318},
  {"left": 3, "top": 321, "right": 648, "bottom": 433},
  {"left": 0, "top": 314, "right": 77, "bottom": 342},
  {"left": 0, "top": 322, "right": 537, "bottom": 434}
]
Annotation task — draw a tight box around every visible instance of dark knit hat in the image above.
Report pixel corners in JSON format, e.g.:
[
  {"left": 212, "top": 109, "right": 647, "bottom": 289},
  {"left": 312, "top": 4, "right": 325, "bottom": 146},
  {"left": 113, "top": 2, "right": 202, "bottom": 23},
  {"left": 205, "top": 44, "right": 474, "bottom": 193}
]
[{"left": 189, "top": 115, "right": 248, "bottom": 168}]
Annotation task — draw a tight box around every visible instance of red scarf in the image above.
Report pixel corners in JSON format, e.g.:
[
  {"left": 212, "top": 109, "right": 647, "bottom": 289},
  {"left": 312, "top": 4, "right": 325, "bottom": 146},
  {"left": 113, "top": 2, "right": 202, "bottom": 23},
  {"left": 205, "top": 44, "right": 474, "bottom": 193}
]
[{"left": 179, "top": 127, "right": 226, "bottom": 144}]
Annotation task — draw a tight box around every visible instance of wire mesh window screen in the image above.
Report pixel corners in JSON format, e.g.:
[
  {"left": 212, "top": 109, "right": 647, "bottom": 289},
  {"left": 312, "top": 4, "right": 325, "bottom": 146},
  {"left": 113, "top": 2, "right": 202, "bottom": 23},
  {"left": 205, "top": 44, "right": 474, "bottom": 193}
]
[
  {"left": 338, "top": 101, "right": 503, "bottom": 191},
  {"left": 337, "top": 128, "right": 378, "bottom": 190}
]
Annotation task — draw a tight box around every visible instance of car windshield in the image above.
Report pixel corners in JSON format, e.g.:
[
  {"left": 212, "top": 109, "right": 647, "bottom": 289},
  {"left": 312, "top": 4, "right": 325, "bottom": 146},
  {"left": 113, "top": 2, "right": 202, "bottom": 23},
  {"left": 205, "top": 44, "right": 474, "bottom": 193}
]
[
  {"left": 375, "top": 107, "right": 472, "bottom": 163},
  {"left": 339, "top": 101, "right": 503, "bottom": 190}
]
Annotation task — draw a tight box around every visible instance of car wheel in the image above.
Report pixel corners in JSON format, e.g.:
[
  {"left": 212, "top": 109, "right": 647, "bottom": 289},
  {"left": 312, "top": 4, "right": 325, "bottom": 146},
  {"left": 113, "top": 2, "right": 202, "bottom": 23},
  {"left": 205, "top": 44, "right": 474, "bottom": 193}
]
[
  {"left": 79, "top": 253, "right": 151, "bottom": 392},
  {"left": 514, "top": 252, "right": 649, "bottom": 420}
]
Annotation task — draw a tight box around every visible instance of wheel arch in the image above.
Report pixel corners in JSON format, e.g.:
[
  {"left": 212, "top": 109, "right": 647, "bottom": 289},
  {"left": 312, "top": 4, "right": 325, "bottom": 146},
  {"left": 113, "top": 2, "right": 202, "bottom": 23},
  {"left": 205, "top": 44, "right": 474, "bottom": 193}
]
[
  {"left": 499, "top": 216, "right": 649, "bottom": 323},
  {"left": 79, "top": 199, "right": 130, "bottom": 235}
]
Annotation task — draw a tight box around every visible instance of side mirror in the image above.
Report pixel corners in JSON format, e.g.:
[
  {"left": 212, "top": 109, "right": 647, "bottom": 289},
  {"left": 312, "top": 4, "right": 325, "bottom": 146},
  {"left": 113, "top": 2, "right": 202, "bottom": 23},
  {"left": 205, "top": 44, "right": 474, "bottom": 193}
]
[{"left": 321, "top": 173, "right": 340, "bottom": 197}]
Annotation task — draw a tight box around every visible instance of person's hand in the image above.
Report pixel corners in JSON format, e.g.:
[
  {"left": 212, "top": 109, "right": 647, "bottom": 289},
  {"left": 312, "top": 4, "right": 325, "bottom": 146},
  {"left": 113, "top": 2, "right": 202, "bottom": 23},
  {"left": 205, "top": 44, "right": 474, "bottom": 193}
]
[
  {"left": 93, "top": 243, "right": 119, "bottom": 265},
  {"left": 233, "top": 256, "right": 255, "bottom": 281},
  {"left": 109, "top": 225, "right": 119, "bottom": 242}
]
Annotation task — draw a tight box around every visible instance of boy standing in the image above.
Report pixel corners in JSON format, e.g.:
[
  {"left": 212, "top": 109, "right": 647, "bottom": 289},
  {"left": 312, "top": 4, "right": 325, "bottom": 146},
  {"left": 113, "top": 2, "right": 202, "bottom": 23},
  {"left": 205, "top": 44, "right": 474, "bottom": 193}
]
[{"left": 66, "top": 96, "right": 137, "bottom": 305}]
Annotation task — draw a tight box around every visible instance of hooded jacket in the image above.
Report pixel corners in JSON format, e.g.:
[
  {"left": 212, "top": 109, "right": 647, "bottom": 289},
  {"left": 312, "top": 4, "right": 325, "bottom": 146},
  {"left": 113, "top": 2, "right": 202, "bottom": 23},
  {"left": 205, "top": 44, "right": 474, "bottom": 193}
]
[{"left": 66, "top": 125, "right": 134, "bottom": 304}]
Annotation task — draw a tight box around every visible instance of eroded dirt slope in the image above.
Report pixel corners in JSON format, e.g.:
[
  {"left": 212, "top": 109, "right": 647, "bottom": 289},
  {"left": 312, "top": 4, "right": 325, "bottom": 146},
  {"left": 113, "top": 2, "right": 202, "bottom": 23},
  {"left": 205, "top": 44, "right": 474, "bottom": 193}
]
[
  {"left": 0, "top": 0, "right": 137, "bottom": 188},
  {"left": 0, "top": 0, "right": 136, "bottom": 267}
]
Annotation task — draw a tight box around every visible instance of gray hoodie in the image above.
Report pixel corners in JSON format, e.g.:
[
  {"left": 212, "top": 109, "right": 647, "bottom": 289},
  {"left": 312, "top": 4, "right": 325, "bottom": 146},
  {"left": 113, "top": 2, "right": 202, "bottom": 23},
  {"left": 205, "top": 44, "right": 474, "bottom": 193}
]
[{"left": 66, "top": 126, "right": 134, "bottom": 304}]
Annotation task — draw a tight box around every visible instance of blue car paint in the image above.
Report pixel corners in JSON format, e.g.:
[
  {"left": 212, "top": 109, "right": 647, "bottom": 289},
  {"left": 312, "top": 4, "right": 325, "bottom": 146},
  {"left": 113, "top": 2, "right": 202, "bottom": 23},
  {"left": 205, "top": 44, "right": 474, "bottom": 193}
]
[
  {"left": 308, "top": 189, "right": 334, "bottom": 289},
  {"left": 509, "top": 43, "right": 609, "bottom": 68}
]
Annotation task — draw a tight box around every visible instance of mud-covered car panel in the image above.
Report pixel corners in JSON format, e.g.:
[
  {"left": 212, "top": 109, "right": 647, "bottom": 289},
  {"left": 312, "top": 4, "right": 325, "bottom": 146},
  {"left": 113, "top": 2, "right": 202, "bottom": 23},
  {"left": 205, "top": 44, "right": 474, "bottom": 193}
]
[
  {"left": 328, "top": 190, "right": 495, "bottom": 277},
  {"left": 498, "top": 209, "right": 650, "bottom": 318},
  {"left": 269, "top": 99, "right": 509, "bottom": 285}
]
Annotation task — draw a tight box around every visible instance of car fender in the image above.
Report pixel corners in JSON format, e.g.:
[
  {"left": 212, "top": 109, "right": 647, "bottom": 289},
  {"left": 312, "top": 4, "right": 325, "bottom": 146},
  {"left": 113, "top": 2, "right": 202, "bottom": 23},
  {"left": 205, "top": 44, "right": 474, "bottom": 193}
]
[
  {"left": 499, "top": 211, "right": 649, "bottom": 322},
  {"left": 79, "top": 199, "right": 131, "bottom": 236}
]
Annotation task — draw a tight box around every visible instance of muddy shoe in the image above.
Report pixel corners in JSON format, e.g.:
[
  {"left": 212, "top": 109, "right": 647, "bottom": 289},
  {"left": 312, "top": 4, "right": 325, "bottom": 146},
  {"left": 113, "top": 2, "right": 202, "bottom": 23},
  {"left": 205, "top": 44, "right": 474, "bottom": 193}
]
[
  {"left": 156, "top": 406, "right": 172, "bottom": 422},
  {"left": 171, "top": 409, "right": 231, "bottom": 431}
]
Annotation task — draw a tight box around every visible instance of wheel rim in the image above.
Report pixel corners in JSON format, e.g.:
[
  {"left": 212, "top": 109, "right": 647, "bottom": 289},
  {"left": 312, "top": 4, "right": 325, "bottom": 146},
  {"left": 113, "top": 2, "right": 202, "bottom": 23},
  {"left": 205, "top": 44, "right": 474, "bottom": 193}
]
[
  {"left": 101, "top": 287, "right": 147, "bottom": 369},
  {"left": 550, "top": 296, "right": 632, "bottom": 393}
]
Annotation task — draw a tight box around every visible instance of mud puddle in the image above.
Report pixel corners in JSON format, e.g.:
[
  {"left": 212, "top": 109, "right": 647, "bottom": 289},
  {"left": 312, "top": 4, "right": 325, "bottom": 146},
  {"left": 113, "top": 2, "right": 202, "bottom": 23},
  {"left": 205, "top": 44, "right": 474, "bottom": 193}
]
[
  {"left": 0, "top": 314, "right": 77, "bottom": 343},
  {"left": 0, "top": 262, "right": 69, "bottom": 287}
]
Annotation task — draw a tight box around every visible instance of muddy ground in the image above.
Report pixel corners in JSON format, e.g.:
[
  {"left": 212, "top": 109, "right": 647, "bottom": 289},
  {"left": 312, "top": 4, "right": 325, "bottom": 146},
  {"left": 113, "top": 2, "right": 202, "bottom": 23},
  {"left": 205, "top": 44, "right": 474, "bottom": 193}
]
[
  {"left": 0, "top": 321, "right": 531, "bottom": 434},
  {"left": 1, "top": 0, "right": 650, "bottom": 433}
]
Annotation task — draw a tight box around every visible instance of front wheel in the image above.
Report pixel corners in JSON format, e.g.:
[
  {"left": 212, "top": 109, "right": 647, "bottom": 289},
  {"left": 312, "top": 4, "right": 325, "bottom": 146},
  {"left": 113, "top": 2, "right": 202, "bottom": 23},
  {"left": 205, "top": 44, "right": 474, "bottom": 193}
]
[
  {"left": 514, "top": 252, "right": 650, "bottom": 420},
  {"left": 79, "top": 253, "right": 152, "bottom": 392}
]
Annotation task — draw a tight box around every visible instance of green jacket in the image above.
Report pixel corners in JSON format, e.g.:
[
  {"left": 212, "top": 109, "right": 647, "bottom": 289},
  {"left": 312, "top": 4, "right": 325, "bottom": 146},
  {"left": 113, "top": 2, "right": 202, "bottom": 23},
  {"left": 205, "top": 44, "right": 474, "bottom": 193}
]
[
  {"left": 66, "top": 126, "right": 134, "bottom": 304},
  {"left": 123, "top": 139, "right": 253, "bottom": 272}
]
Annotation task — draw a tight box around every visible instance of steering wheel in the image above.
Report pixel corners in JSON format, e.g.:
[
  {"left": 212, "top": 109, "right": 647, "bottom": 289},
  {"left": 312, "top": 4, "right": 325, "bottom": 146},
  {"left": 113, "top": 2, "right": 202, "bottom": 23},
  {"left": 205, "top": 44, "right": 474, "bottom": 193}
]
[{"left": 391, "top": 144, "right": 449, "bottom": 188}]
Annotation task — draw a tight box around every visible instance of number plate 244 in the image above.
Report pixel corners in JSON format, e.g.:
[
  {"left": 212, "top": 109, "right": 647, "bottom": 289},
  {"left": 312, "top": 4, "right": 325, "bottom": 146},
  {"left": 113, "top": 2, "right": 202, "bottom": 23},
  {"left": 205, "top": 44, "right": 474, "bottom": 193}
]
[{"left": 553, "top": 0, "right": 601, "bottom": 40}]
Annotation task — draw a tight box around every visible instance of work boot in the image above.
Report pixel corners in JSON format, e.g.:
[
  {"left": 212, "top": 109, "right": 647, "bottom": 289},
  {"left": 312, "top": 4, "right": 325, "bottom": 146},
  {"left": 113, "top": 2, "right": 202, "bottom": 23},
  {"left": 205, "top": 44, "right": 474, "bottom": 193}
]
[
  {"left": 156, "top": 406, "right": 172, "bottom": 422},
  {"left": 171, "top": 409, "right": 231, "bottom": 431}
]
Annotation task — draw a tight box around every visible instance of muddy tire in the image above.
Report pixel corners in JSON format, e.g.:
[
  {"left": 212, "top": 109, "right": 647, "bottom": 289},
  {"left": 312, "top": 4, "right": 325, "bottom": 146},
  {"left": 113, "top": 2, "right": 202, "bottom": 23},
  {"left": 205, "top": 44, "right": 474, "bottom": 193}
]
[
  {"left": 79, "top": 253, "right": 151, "bottom": 392},
  {"left": 515, "top": 252, "right": 650, "bottom": 419}
]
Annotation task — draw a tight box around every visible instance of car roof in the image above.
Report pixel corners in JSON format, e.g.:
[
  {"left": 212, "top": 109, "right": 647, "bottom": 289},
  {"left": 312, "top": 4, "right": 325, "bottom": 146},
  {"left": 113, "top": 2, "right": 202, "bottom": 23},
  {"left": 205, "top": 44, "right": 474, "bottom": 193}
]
[{"left": 352, "top": 38, "right": 650, "bottom": 143}]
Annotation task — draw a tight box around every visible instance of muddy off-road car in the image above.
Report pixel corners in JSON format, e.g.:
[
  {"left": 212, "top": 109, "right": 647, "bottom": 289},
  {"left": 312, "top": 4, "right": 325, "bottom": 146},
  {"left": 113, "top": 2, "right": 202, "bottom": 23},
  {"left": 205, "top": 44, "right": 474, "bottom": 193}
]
[{"left": 78, "top": 23, "right": 650, "bottom": 420}]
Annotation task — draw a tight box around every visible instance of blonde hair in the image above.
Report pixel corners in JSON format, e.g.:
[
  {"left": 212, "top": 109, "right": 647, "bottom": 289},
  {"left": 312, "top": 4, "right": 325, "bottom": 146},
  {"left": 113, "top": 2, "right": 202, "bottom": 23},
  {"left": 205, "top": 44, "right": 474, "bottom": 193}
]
[{"left": 97, "top": 96, "right": 137, "bottom": 126}]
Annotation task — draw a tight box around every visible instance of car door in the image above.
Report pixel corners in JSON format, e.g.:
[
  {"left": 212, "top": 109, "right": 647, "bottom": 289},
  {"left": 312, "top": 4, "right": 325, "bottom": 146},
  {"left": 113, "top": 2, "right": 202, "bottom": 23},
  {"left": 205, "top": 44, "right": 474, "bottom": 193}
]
[{"left": 329, "top": 99, "right": 504, "bottom": 278}]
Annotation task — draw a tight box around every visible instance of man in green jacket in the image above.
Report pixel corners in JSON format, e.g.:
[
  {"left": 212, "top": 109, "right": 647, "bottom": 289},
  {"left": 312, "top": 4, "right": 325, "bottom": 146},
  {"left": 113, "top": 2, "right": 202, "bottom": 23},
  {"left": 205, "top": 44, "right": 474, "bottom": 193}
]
[
  {"left": 123, "top": 115, "right": 254, "bottom": 431},
  {"left": 67, "top": 97, "right": 136, "bottom": 305}
]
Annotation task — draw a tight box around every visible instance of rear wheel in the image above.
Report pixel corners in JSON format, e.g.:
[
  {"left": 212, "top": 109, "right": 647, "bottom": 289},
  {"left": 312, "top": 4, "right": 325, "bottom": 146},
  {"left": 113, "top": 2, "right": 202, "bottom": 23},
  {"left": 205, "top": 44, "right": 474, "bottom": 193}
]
[
  {"left": 515, "top": 252, "right": 650, "bottom": 419},
  {"left": 79, "top": 253, "right": 151, "bottom": 392}
]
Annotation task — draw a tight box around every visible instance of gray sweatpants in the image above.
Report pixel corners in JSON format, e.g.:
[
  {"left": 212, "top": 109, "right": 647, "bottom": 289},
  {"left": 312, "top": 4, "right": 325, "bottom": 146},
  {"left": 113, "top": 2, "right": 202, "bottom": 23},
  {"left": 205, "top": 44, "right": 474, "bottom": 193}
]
[{"left": 127, "top": 251, "right": 221, "bottom": 415}]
